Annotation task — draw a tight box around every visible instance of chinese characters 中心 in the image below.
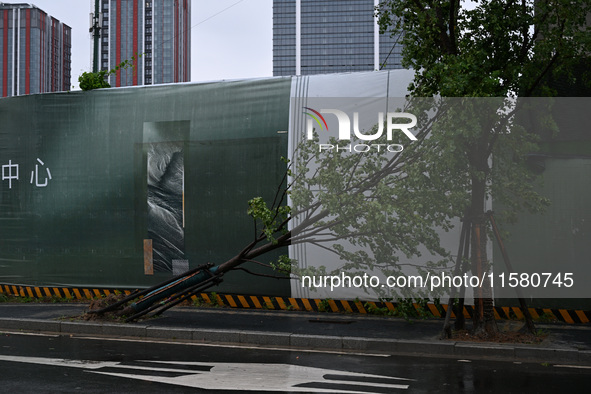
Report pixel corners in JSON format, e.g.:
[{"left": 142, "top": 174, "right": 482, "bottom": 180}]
[{"left": 2, "top": 158, "right": 52, "bottom": 189}]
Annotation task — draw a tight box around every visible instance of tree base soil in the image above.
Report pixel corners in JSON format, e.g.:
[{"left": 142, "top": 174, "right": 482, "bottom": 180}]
[{"left": 450, "top": 329, "right": 546, "bottom": 344}]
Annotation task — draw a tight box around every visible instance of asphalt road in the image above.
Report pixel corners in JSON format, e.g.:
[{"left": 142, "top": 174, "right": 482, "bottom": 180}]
[{"left": 1, "top": 331, "right": 590, "bottom": 393}]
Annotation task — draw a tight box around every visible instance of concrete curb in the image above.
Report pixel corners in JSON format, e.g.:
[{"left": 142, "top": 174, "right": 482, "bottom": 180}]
[{"left": 1, "top": 317, "right": 589, "bottom": 365}]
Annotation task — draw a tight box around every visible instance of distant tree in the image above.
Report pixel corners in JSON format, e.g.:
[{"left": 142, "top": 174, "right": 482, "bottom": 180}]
[
  {"left": 78, "top": 57, "right": 138, "bottom": 91},
  {"left": 376, "top": 0, "right": 591, "bottom": 336},
  {"left": 78, "top": 70, "right": 111, "bottom": 91}
]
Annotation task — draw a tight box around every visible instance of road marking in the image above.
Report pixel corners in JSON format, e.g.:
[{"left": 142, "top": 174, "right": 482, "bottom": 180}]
[
  {"left": 90, "top": 362, "right": 414, "bottom": 392},
  {"left": 0, "top": 355, "right": 120, "bottom": 369},
  {"left": 0, "top": 355, "right": 414, "bottom": 392},
  {"left": 553, "top": 364, "right": 591, "bottom": 370},
  {"left": 0, "top": 331, "right": 59, "bottom": 338},
  {"left": 71, "top": 335, "right": 391, "bottom": 357}
]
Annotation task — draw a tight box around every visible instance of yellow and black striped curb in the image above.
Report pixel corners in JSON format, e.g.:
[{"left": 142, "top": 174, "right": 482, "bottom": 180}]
[
  {"left": 0, "top": 284, "right": 133, "bottom": 301},
  {"left": 1, "top": 284, "right": 590, "bottom": 324}
]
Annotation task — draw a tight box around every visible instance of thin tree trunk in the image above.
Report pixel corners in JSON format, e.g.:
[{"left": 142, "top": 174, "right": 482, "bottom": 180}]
[
  {"left": 470, "top": 177, "right": 498, "bottom": 337},
  {"left": 455, "top": 219, "right": 471, "bottom": 331},
  {"left": 117, "top": 231, "right": 293, "bottom": 317}
]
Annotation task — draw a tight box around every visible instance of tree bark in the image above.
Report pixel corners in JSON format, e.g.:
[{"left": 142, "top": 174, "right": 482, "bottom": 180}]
[{"left": 469, "top": 176, "right": 498, "bottom": 337}]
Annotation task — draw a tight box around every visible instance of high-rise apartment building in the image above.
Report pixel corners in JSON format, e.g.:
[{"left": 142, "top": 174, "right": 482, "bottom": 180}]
[
  {"left": 99, "top": 0, "right": 190, "bottom": 87},
  {"left": 273, "top": 0, "right": 403, "bottom": 76},
  {"left": 0, "top": 3, "right": 71, "bottom": 97}
]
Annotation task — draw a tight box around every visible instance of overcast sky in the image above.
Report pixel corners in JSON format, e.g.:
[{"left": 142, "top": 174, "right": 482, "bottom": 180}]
[{"left": 27, "top": 0, "right": 273, "bottom": 90}]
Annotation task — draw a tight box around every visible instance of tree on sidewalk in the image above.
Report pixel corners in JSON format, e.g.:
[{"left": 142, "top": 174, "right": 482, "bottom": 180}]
[{"left": 375, "top": 0, "right": 591, "bottom": 336}]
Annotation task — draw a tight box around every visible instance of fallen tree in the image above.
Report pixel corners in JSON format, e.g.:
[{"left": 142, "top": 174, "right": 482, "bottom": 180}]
[
  {"left": 88, "top": 96, "right": 559, "bottom": 334},
  {"left": 88, "top": 109, "right": 455, "bottom": 322}
]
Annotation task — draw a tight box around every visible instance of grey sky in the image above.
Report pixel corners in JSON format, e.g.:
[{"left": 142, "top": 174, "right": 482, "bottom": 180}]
[{"left": 26, "top": 0, "right": 273, "bottom": 89}]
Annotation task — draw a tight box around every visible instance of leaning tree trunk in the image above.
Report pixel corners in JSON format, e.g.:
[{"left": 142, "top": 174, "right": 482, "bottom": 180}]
[{"left": 114, "top": 230, "right": 293, "bottom": 319}]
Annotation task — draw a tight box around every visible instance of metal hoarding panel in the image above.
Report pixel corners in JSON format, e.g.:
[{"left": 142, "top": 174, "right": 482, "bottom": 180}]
[{"left": 0, "top": 77, "right": 292, "bottom": 296}]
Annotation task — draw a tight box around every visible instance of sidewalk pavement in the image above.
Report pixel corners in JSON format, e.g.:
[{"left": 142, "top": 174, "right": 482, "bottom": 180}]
[{"left": 0, "top": 303, "right": 590, "bottom": 365}]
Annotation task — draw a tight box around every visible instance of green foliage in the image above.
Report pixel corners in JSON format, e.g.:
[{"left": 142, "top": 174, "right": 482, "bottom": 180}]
[
  {"left": 376, "top": 0, "right": 591, "bottom": 97},
  {"left": 400, "top": 98, "right": 551, "bottom": 226},
  {"left": 78, "top": 55, "right": 141, "bottom": 91},
  {"left": 535, "top": 328, "right": 550, "bottom": 337},
  {"left": 286, "top": 126, "right": 454, "bottom": 300},
  {"left": 270, "top": 255, "right": 294, "bottom": 274},
  {"left": 208, "top": 292, "right": 221, "bottom": 307},
  {"left": 363, "top": 298, "right": 433, "bottom": 321},
  {"left": 363, "top": 302, "right": 392, "bottom": 316},
  {"left": 0, "top": 294, "right": 70, "bottom": 303},
  {"left": 535, "top": 312, "right": 558, "bottom": 323},
  {"left": 317, "top": 298, "right": 332, "bottom": 312},
  {"left": 393, "top": 298, "right": 433, "bottom": 321},
  {"left": 373, "top": 1, "right": 590, "bottom": 225},
  {"left": 247, "top": 197, "right": 291, "bottom": 245},
  {"left": 191, "top": 295, "right": 204, "bottom": 307},
  {"left": 78, "top": 70, "right": 111, "bottom": 91}
]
